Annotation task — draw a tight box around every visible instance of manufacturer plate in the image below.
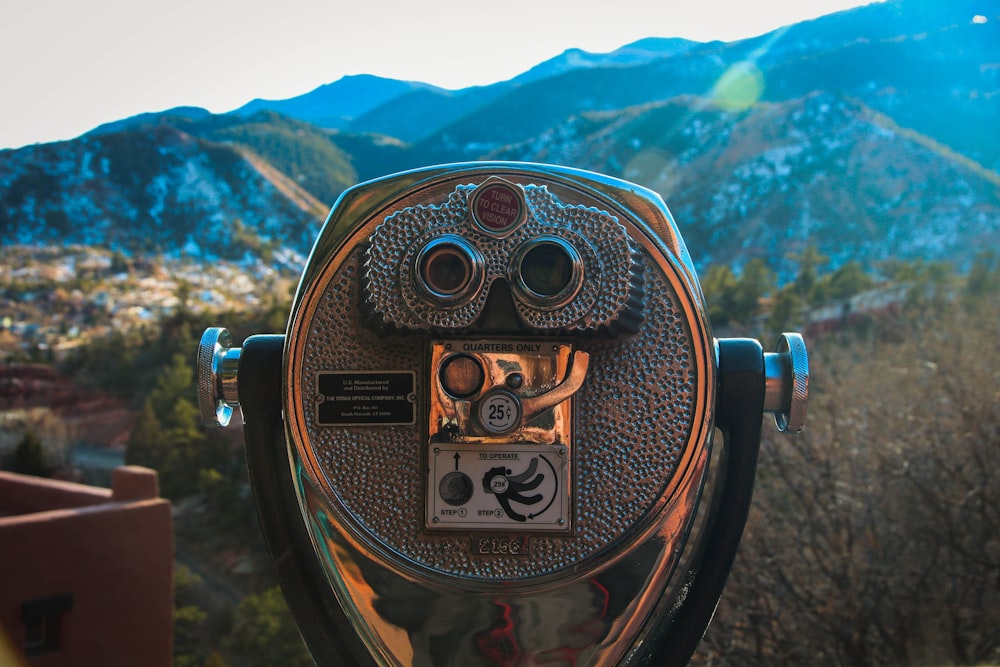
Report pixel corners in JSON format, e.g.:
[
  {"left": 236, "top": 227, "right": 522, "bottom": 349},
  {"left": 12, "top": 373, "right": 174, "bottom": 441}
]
[{"left": 316, "top": 371, "right": 416, "bottom": 426}]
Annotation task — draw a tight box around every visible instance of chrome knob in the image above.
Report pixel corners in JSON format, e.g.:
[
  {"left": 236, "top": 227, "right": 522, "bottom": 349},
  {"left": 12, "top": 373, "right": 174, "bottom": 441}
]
[
  {"left": 197, "top": 327, "right": 242, "bottom": 427},
  {"left": 763, "top": 332, "right": 809, "bottom": 433}
]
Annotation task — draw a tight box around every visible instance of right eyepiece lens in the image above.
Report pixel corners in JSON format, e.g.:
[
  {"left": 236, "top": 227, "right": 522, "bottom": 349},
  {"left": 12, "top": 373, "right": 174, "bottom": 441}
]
[
  {"left": 514, "top": 237, "right": 583, "bottom": 308},
  {"left": 521, "top": 243, "right": 573, "bottom": 296}
]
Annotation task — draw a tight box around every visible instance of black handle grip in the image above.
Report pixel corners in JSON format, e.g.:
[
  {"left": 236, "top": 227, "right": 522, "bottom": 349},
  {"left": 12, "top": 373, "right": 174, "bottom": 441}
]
[
  {"left": 239, "top": 334, "right": 375, "bottom": 667},
  {"left": 642, "top": 338, "right": 765, "bottom": 666}
]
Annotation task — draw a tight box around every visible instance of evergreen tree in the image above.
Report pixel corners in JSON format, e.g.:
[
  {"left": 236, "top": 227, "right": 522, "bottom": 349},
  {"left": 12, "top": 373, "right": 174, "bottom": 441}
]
[
  {"left": 732, "top": 258, "right": 775, "bottom": 323},
  {"left": 964, "top": 250, "right": 998, "bottom": 303},
  {"left": 225, "top": 587, "right": 313, "bottom": 667},
  {"left": 5, "top": 430, "right": 48, "bottom": 477},
  {"left": 702, "top": 264, "right": 740, "bottom": 326},
  {"left": 126, "top": 399, "right": 168, "bottom": 469},
  {"left": 792, "top": 246, "right": 828, "bottom": 306},
  {"left": 110, "top": 250, "right": 131, "bottom": 274},
  {"left": 201, "top": 653, "right": 231, "bottom": 667},
  {"left": 820, "top": 261, "right": 874, "bottom": 301},
  {"left": 767, "top": 287, "right": 804, "bottom": 334},
  {"left": 126, "top": 351, "right": 211, "bottom": 498},
  {"left": 703, "top": 260, "right": 776, "bottom": 327},
  {"left": 149, "top": 352, "right": 197, "bottom": 424},
  {"left": 899, "top": 259, "right": 956, "bottom": 315}
]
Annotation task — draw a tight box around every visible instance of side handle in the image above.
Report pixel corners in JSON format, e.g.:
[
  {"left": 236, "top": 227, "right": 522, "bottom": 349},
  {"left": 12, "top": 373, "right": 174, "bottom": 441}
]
[{"left": 238, "top": 334, "right": 375, "bottom": 667}]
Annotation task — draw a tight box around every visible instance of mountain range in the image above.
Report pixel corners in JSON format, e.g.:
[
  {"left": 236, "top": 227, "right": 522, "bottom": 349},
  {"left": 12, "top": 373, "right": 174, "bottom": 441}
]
[{"left": 1, "top": 0, "right": 997, "bottom": 277}]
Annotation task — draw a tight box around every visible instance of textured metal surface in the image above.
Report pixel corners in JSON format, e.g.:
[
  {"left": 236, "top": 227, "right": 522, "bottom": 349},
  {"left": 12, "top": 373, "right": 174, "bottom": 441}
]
[
  {"left": 295, "top": 245, "right": 697, "bottom": 581},
  {"left": 770, "top": 332, "right": 809, "bottom": 433},
  {"left": 197, "top": 327, "right": 237, "bottom": 427}
]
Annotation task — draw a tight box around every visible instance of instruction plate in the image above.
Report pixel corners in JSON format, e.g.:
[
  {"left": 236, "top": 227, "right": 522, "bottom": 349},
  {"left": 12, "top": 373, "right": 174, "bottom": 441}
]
[{"left": 427, "top": 444, "right": 570, "bottom": 532}]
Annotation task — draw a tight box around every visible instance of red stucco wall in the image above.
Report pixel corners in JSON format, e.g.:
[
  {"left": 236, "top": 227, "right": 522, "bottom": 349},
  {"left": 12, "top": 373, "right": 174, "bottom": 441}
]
[{"left": 0, "top": 467, "right": 173, "bottom": 667}]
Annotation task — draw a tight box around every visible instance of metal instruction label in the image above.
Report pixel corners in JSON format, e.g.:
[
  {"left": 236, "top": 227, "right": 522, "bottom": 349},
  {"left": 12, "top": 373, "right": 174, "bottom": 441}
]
[
  {"left": 427, "top": 444, "right": 570, "bottom": 532},
  {"left": 316, "top": 371, "right": 416, "bottom": 426}
]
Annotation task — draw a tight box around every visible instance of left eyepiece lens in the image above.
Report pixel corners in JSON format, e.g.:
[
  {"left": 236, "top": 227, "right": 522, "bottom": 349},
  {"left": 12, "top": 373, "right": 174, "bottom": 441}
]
[
  {"left": 423, "top": 245, "right": 470, "bottom": 295},
  {"left": 415, "top": 236, "right": 484, "bottom": 305}
]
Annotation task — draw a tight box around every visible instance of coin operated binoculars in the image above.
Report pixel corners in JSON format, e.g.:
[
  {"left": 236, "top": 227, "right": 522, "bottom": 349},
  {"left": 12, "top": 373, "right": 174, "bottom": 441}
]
[{"left": 197, "top": 163, "right": 808, "bottom": 666}]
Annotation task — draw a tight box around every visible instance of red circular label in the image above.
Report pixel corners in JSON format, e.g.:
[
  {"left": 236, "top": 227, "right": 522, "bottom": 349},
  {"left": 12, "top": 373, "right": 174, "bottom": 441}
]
[{"left": 472, "top": 183, "right": 523, "bottom": 232}]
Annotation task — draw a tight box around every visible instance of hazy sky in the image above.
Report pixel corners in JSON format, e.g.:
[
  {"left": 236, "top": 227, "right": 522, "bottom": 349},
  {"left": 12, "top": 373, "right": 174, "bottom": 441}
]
[{"left": 0, "top": 0, "right": 884, "bottom": 150}]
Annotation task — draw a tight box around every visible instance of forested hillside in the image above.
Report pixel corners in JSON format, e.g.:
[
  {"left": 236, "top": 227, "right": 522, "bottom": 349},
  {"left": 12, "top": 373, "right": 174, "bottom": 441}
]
[{"left": 697, "top": 283, "right": 1000, "bottom": 666}]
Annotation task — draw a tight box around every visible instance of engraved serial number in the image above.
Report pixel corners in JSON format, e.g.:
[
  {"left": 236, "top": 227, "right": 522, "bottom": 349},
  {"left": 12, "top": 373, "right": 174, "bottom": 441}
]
[{"left": 472, "top": 536, "right": 529, "bottom": 556}]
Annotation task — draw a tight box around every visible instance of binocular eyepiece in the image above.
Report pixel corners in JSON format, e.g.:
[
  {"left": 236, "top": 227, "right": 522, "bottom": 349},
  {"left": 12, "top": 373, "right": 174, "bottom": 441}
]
[
  {"left": 363, "top": 176, "right": 643, "bottom": 335},
  {"left": 198, "top": 162, "right": 808, "bottom": 666}
]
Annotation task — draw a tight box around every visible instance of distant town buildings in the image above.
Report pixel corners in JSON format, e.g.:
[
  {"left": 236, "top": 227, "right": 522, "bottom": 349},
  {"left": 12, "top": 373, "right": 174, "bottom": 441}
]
[{"left": 0, "top": 245, "right": 296, "bottom": 363}]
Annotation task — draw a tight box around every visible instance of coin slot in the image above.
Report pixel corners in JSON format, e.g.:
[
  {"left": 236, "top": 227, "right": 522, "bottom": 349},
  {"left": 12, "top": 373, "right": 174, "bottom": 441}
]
[
  {"left": 440, "top": 354, "right": 485, "bottom": 398},
  {"left": 477, "top": 389, "right": 522, "bottom": 435}
]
